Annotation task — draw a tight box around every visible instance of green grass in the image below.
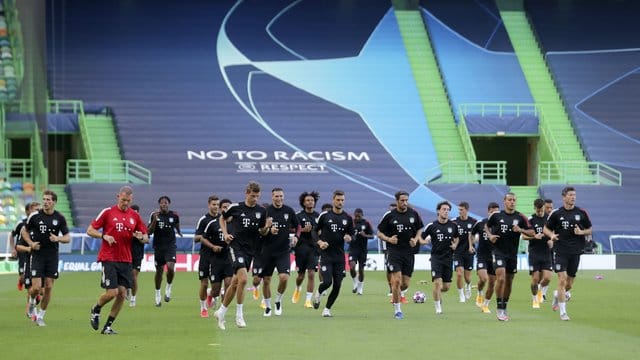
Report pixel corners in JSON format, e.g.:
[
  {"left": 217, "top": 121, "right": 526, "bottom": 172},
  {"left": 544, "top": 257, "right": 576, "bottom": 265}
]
[{"left": 2, "top": 270, "right": 640, "bottom": 359}]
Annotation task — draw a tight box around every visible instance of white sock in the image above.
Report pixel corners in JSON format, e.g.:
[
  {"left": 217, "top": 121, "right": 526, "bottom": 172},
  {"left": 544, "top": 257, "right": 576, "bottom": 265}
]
[
  {"left": 200, "top": 300, "right": 207, "bottom": 310},
  {"left": 236, "top": 304, "right": 243, "bottom": 317},
  {"left": 458, "top": 288, "right": 464, "bottom": 297},
  {"left": 478, "top": 290, "right": 484, "bottom": 298},
  {"left": 532, "top": 295, "right": 537, "bottom": 301},
  {"left": 131, "top": 295, "right": 136, "bottom": 302},
  {"left": 166, "top": 283, "right": 172, "bottom": 292},
  {"left": 305, "top": 292, "right": 313, "bottom": 301},
  {"left": 393, "top": 303, "right": 401, "bottom": 312},
  {"left": 483, "top": 299, "right": 490, "bottom": 307},
  {"left": 39, "top": 309, "right": 46, "bottom": 319},
  {"left": 219, "top": 305, "right": 228, "bottom": 316},
  {"left": 553, "top": 290, "right": 558, "bottom": 299},
  {"left": 401, "top": 289, "right": 407, "bottom": 297},
  {"left": 352, "top": 277, "right": 358, "bottom": 288},
  {"left": 206, "top": 288, "right": 212, "bottom": 297},
  {"left": 296, "top": 285, "right": 302, "bottom": 292},
  {"left": 559, "top": 302, "right": 567, "bottom": 314},
  {"left": 264, "top": 298, "right": 272, "bottom": 308},
  {"left": 357, "top": 281, "right": 364, "bottom": 292},
  {"left": 155, "top": 289, "right": 161, "bottom": 297},
  {"left": 275, "top": 292, "right": 283, "bottom": 303},
  {"left": 542, "top": 285, "right": 549, "bottom": 296}
]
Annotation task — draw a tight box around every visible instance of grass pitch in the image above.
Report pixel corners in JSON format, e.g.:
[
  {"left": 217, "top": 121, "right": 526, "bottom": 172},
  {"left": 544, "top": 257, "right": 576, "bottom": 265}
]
[{"left": 1, "top": 269, "right": 639, "bottom": 359}]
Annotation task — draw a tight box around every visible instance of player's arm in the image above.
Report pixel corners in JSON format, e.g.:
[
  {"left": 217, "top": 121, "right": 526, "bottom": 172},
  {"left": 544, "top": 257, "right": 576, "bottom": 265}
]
[
  {"left": 51, "top": 231, "right": 71, "bottom": 244},
  {"left": 20, "top": 226, "right": 38, "bottom": 250},
  {"left": 467, "top": 232, "right": 475, "bottom": 253},
  {"left": 147, "top": 212, "right": 158, "bottom": 233},
  {"left": 543, "top": 225, "right": 558, "bottom": 242},
  {"left": 8, "top": 231, "right": 16, "bottom": 256},
  {"left": 219, "top": 216, "right": 233, "bottom": 243},
  {"left": 484, "top": 223, "right": 499, "bottom": 243},
  {"left": 174, "top": 216, "right": 183, "bottom": 237},
  {"left": 16, "top": 243, "right": 31, "bottom": 253},
  {"left": 87, "top": 225, "right": 116, "bottom": 245},
  {"left": 451, "top": 235, "right": 459, "bottom": 251}
]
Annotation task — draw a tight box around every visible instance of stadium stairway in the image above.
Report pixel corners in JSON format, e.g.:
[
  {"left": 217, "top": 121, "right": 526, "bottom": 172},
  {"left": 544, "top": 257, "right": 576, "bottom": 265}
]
[
  {"left": 394, "top": 10, "right": 467, "bottom": 179},
  {"left": 49, "top": 184, "right": 75, "bottom": 228},
  {"left": 81, "top": 114, "right": 125, "bottom": 181},
  {"left": 496, "top": 1, "right": 589, "bottom": 168}
]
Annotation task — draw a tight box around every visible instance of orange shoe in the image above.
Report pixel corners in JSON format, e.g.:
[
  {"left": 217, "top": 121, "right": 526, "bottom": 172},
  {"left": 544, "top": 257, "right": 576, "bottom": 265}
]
[
  {"left": 200, "top": 308, "right": 209, "bottom": 318},
  {"left": 17, "top": 279, "right": 24, "bottom": 291},
  {"left": 400, "top": 296, "right": 408, "bottom": 304}
]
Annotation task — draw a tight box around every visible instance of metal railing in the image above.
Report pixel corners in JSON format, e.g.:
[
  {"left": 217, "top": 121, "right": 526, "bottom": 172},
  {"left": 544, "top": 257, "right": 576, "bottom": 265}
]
[
  {"left": 458, "top": 103, "right": 539, "bottom": 118},
  {"left": 538, "top": 161, "right": 621, "bottom": 185},
  {"left": 67, "top": 159, "right": 152, "bottom": 184},
  {"left": 0, "top": 158, "right": 32, "bottom": 183},
  {"left": 426, "top": 161, "right": 507, "bottom": 184},
  {"left": 47, "top": 99, "right": 85, "bottom": 116}
]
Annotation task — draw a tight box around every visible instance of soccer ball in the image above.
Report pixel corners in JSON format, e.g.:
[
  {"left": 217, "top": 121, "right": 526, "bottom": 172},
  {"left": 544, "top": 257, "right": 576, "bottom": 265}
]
[{"left": 412, "top": 291, "right": 426, "bottom": 303}]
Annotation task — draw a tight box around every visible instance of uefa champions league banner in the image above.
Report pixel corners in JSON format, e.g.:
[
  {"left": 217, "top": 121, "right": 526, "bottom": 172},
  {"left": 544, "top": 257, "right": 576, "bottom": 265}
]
[{"left": 57, "top": 253, "right": 615, "bottom": 272}]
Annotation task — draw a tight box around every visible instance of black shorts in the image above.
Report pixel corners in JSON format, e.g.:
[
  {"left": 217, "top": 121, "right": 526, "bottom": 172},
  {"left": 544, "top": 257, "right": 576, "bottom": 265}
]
[
  {"left": 348, "top": 248, "right": 367, "bottom": 266},
  {"left": 430, "top": 255, "right": 453, "bottom": 282},
  {"left": 261, "top": 252, "right": 291, "bottom": 277},
  {"left": 154, "top": 246, "right": 177, "bottom": 267},
  {"left": 453, "top": 253, "right": 474, "bottom": 271},
  {"left": 30, "top": 252, "right": 59, "bottom": 279},
  {"left": 529, "top": 252, "right": 553, "bottom": 274},
  {"left": 18, "top": 252, "right": 29, "bottom": 275},
  {"left": 553, "top": 252, "right": 581, "bottom": 277},
  {"left": 229, "top": 247, "right": 253, "bottom": 273},
  {"left": 251, "top": 254, "right": 263, "bottom": 277},
  {"left": 132, "top": 255, "right": 144, "bottom": 272},
  {"left": 492, "top": 252, "right": 518, "bottom": 274},
  {"left": 387, "top": 251, "right": 415, "bottom": 277},
  {"left": 210, "top": 257, "right": 233, "bottom": 284},
  {"left": 198, "top": 255, "right": 214, "bottom": 280},
  {"left": 476, "top": 256, "right": 495, "bottom": 276},
  {"left": 319, "top": 257, "right": 346, "bottom": 283},
  {"left": 101, "top": 262, "right": 133, "bottom": 289},
  {"left": 294, "top": 245, "right": 318, "bottom": 273}
]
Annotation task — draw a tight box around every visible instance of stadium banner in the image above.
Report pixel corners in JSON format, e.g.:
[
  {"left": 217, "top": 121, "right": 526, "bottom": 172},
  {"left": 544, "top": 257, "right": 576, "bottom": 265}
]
[{"left": 56, "top": 253, "right": 617, "bottom": 272}]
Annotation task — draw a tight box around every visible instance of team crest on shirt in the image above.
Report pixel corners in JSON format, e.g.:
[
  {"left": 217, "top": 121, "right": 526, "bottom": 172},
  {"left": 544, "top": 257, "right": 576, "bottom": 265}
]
[
  {"left": 361, "top": 225, "right": 365, "bottom": 230},
  {"left": 410, "top": 217, "right": 415, "bottom": 223},
  {"left": 129, "top": 218, "right": 135, "bottom": 225},
  {"left": 52, "top": 220, "right": 58, "bottom": 226},
  {"left": 447, "top": 227, "right": 452, "bottom": 233},
  {"left": 513, "top": 220, "right": 519, "bottom": 226},
  {"left": 169, "top": 217, "right": 174, "bottom": 223},
  {"left": 256, "top": 213, "right": 261, "bottom": 219},
  {"left": 284, "top": 214, "right": 289, "bottom": 220},
  {"left": 342, "top": 219, "right": 348, "bottom": 225},
  {"left": 467, "top": 224, "right": 472, "bottom": 229},
  {"left": 575, "top": 215, "right": 581, "bottom": 221}
]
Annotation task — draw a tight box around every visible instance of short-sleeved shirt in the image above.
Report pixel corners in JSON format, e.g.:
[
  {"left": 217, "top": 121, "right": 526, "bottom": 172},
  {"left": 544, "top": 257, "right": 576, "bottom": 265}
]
[
  {"left": 528, "top": 214, "right": 551, "bottom": 257},
  {"left": 203, "top": 215, "right": 229, "bottom": 260},
  {"left": 222, "top": 202, "right": 267, "bottom": 256},
  {"left": 486, "top": 210, "right": 531, "bottom": 257},
  {"left": 195, "top": 212, "right": 217, "bottom": 257},
  {"left": 471, "top": 218, "right": 491, "bottom": 259},
  {"left": 377, "top": 208, "right": 424, "bottom": 256},
  {"left": 92, "top": 205, "right": 148, "bottom": 263},
  {"left": 316, "top": 210, "right": 354, "bottom": 261},
  {"left": 546, "top": 206, "right": 592, "bottom": 255},
  {"left": 421, "top": 219, "right": 460, "bottom": 257},
  {"left": 150, "top": 211, "right": 180, "bottom": 249},
  {"left": 349, "top": 218, "right": 374, "bottom": 252},
  {"left": 295, "top": 210, "right": 319, "bottom": 248},
  {"left": 25, "top": 210, "right": 70, "bottom": 254},
  {"left": 263, "top": 204, "right": 299, "bottom": 256},
  {"left": 452, "top": 216, "right": 477, "bottom": 255}
]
